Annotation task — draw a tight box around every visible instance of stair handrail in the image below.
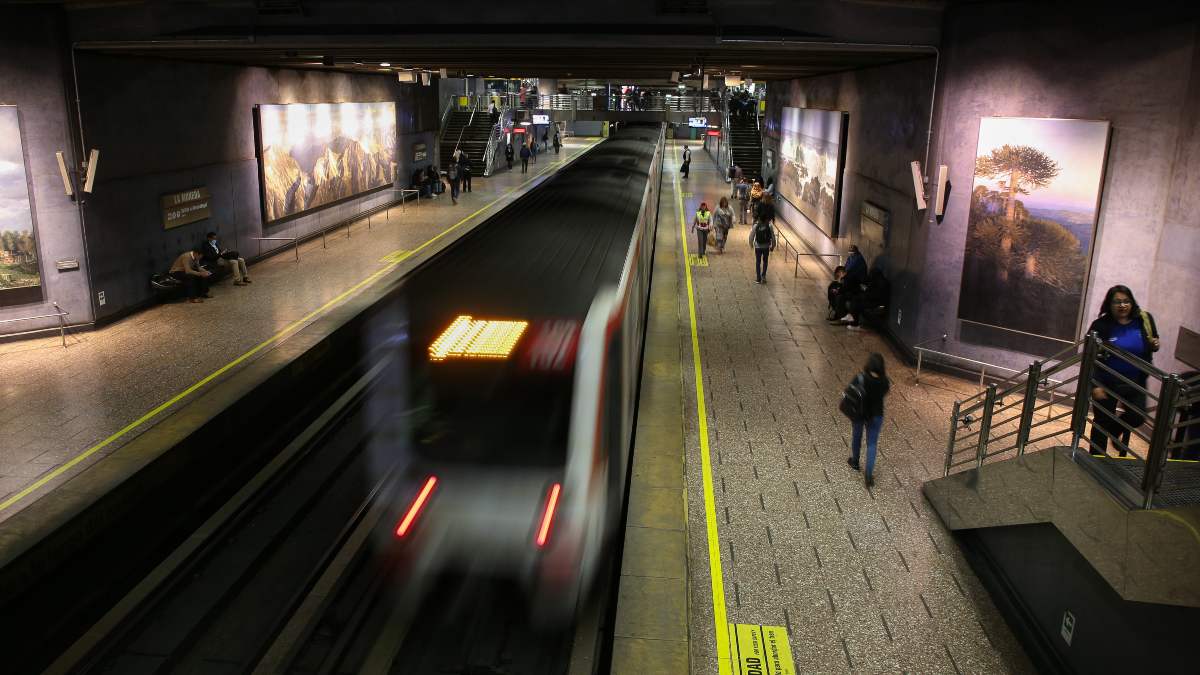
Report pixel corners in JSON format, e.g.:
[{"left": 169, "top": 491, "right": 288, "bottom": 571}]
[
  {"left": 941, "top": 332, "right": 1196, "bottom": 509},
  {"left": 481, "top": 105, "right": 510, "bottom": 177}
]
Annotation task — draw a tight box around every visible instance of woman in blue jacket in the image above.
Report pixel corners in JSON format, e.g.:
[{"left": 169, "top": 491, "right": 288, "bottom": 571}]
[{"left": 1087, "top": 284, "right": 1160, "bottom": 456}]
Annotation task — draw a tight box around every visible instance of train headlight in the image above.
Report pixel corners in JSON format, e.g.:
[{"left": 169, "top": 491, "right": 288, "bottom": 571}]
[{"left": 429, "top": 315, "right": 528, "bottom": 361}]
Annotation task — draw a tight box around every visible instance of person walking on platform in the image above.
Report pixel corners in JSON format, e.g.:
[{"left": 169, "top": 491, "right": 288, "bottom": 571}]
[
  {"left": 845, "top": 353, "right": 891, "bottom": 488},
  {"left": 713, "top": 197, "right": 733, "bottom": 253},
  {"left": 505, "top": 143, "right": 514, "bottom": 171},
  {"left": 553, "top": 131, "right": 561, "bottom": 154},
  {"left": 520, "top": 143, "right": 531, "bottom": 173},
  {"left": 691, "top": 202, "right": 713, "bottom": 259},
  {"left": 459, "top": 153, "right": 473, "bottom": 193},
  {"left": 1087, "top": 284, "right": 1160, "bottom": 456},
  {"left": 448, "top": 161, "right": 461, "bottom": 204},
  {"left": 680, "top": 145, "right": 692, "bottom": 179},
  {"left": 734, "top": 176, "right": 750, "bottom": 224},
  {"left": 749, "top": 179, "right": 764, "bottom": 217},
  {"left": 749, "top": 204, "right": 776, "bottom": 284},
  {"left": 530, "top": 138, "right": 538, "bottom": 164},
  {"left": 542, "top": 129, "right": 549, "bottom": 151}
]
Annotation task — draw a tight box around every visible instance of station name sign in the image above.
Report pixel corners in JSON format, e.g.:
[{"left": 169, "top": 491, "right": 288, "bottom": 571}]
[{"left": 161, "top": 187, "right": 212, "bottom": 230}]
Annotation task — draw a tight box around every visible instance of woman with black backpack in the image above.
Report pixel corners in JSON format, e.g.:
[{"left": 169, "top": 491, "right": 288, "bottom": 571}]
[
  {"left": 749, "top": 193, "right": 776, "bottom": 284},
  {"left": 843, "top": 352, "right": 890, "bottom": 488}
]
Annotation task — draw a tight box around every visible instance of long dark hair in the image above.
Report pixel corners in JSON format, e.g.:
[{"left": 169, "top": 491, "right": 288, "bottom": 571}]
[
  {"left": 1098, "top": 284, "right": 1141, "bottom": 320},
  {"left": 865, "top": 352, "right": 886, "bottom": 378}
]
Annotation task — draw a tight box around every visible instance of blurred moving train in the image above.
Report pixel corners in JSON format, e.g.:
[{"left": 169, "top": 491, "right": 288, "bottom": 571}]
[{"left": 392, "top": 125, "right": 665, "bottom": 619}]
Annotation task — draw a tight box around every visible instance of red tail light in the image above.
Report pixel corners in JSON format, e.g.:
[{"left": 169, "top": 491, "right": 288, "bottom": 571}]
[
  {"left": 535, "top": 483, "right": 562, "bottom": 548},
  {"left": 396, "top": 476, "right": 438, "bottom": 537}
]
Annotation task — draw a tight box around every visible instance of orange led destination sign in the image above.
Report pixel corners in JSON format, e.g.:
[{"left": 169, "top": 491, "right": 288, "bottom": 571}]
[{"left": 429, "top": 315, "right": 529, "bottom": 361}]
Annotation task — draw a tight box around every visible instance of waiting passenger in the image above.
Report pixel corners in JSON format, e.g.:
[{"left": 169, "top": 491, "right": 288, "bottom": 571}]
[
  {"left": 520, "top": 143, "right": 531, "bottom": 173},
  {"left": 749, "top": 179, "right": 764, "bottom": 216},
  {"left": 170, "top": 248, "right": 212, "bottom": 303},
  {"left": 831, "top": 245, "right": 868, "bottom": 322},
  {"left": 553, "top": 131, "right": 561, "bottom": 154},
  {"left": 530, "top": 138, "right": 538, "bottom": 164},
  {"left": 426, "top": 165, "right": 441, "bottom": 198},
  {"left": 734, "top": 177, "right": 750, "bottom": 224},
  {"left": 1087, "top": 285, "right": 1160, "bottom": 456},
  {"left": 505, "top": 143, "right": 514, "bottom": 170},
  {"left": 713, "top": 197, "right": 734, "bottom": 254},
  {"left": 680, "top": 146, "right": 691, "bottom": 179},
  {"left": 447, "top": 161, "right": 461, "bottom": 204},
  {"left": 844, "top": 267, "right": 890, "bottom": 330},
  {"left": 691, "top": 202, "right": 713, "bottom": 259},
  {"left": 201, "top": 231, "right": 251, "bottom": 286},
  {"left": 845, "top": 352, "right": 891, "bottom": 488},
  {"left": 459, "top": 153, "right": 473, "bottom": 193},
  {"left": 827, "top": 266, "right": 847, "bottom": 320}
]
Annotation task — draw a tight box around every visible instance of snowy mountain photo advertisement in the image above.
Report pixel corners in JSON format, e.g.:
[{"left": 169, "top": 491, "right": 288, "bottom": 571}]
[{"left": 256, "top": 102, "right": 397, "bottom": 223}]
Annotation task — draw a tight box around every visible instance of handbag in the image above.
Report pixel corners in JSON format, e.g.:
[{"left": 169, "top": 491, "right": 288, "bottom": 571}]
[{"left": 839, "top": 374, "right": 866, "bottom": 420}]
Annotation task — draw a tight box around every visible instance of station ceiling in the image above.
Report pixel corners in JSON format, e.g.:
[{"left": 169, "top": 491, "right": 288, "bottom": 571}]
[{"left": 61, "top": 2, "right": 945, "bottom": 82}]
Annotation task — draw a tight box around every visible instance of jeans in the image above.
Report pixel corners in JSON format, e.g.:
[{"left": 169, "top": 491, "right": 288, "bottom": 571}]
[
  {"left": 171, "top": 271, "right": 208, "bottom": 299},
  {"left": 462, "top": 172, "right": 472, "bottom": 192},
  {"left": 850, "top": 415, "right": 884, "bottom": 479},
  {"left": 755, "top": 248, "right": 770, "bottom": 281},
  {"left": 217, "top": 256, "right": 248, "bottom": 282},
  {"left": 450, "top": 178, "right": 460, "bottom": 200},
  {"left": 1090, "top": 379, "right": 1147, "bottom": 456},
  {"left": 695, "top": 229, "right": 708, "bottom": 257}
]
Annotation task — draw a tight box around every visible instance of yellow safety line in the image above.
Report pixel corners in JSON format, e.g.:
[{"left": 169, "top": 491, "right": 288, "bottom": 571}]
[
  {"left": 674, "top": 146, "right": 732, "bottom": 675},
  {"left": 0, "top": 142, "right": 600, "bottom": 516}
]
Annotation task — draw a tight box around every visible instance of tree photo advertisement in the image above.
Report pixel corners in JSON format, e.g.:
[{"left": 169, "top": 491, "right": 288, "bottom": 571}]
[{"left": 956, "top": 116, "right": 1111, "bottom": 354}]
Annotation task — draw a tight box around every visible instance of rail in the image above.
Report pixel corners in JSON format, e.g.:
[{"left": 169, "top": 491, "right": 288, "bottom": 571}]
[
  {"left": 769, "top": 223, "right": 840, "bottom": 279},
  {"left": 941, "top": 332, "right": 1197, "bottom": 509},
  {"left": 253, "top": 191, "right": 418, "bottom": 263},
  {"left": 529, "top": 92, "right": 720, "bottom": 113},
  {"left": 0, "top": 302, "right": 71, "bottom": 347}
]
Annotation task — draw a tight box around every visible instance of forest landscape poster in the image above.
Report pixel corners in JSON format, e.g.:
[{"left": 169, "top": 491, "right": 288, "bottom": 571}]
[
  {"left": 0, "top": 106, "right": 43, "bottom": 307},
  {"left": 957, "top": 117, "right": 1110, "bottom": 351},
  {"left": 257, "top": 102, "right": 396, "bottom": 223},
  {"left": 777, "top": 107, "right": 848, "bottom": 237}
]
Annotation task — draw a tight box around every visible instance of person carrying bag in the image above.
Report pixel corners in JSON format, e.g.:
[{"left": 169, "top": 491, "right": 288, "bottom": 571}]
[{"left": 841, "top": 353, "right": 890, "bottom": 488}]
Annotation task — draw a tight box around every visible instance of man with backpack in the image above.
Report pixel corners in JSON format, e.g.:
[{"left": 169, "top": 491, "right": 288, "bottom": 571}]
[
  {"left": 749, "top": 197, "right": 776, "bottom": 284},
  {"left": 447, "top": 160, "right": 460, "bottom": 204},
  {"left": 459, "top": 152, "right": 472, "bottom": 193}
]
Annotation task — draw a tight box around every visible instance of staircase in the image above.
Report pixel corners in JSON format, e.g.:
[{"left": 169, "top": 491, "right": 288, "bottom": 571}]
[
  {"left": 729, "top": 115, "right": 762, "bottom": 181},
  {"left": 439, "top": 108, "right": 494, "bottom": 174}
]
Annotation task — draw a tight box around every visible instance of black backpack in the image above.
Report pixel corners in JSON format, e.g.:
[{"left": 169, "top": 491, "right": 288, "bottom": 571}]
[
  {"left": 839, "top": 374, "right": 866, "bottom": 420},
  {"left": 754, "top": 221, "right": 772, "bottom": 247}
]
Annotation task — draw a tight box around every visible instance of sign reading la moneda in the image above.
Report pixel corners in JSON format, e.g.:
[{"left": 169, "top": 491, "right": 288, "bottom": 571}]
[{"left": 162, "top": 187, "right": 212, "bottom": 230}]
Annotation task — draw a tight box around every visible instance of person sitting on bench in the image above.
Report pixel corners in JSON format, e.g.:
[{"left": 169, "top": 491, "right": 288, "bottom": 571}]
[
  {"left": 201, "top": 231, "right": 251, "bottom": 286},
  {"left": 170, "top": 248, "right": 212, "bottom": 303},
  {"left": 844, "top": 267, "right": 891, "bottom": 330}
]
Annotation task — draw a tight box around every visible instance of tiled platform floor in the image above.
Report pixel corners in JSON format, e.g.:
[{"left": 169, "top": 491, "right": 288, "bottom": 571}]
[
  {"left": 0, "top": 139, "right": 597, "bottom": 525},
  {"left": 668, "top": 149, "right": 1036, "bottom": 673}
]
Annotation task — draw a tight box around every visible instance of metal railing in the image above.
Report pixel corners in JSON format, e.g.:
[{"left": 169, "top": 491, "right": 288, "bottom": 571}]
[
  {"left": 942, "top": 332, "right": 1197, "bottom": 509},
  {"left": 915, "top": 334, "right": 1030, "bottom": 388},
  {"left": 526, "top": 93, "right": 720, "bottom": 113},
  {"left": 769, "top": 223, "right": 840, "bottom": 280},
  {"left": 0, "top": 302, "right": 71, "bottom": 347}
]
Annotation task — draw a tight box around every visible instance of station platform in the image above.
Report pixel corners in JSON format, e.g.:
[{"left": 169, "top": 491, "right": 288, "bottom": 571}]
[
  {"left": 613, "top": 146, "right": 1035, "bottom": 673},
  {"left": 0, "top": 139, "right": 598, "bottom": 528}
]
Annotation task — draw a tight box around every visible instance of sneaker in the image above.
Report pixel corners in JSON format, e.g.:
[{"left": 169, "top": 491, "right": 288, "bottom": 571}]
[
  {"left": 839, "top": 314, "right": 853, "bottom": 322},
  {"left": 847, "top": 324, "right": 861, "bottom": 331},
  {"left": 846, "top": 457, "right": 860, "bottom": 471},
  {"left": 243, "top": 278, "right": 252, "bottom": 283},
  {"left": 864, "top": 475, "right": 874, "bottom": 488}
]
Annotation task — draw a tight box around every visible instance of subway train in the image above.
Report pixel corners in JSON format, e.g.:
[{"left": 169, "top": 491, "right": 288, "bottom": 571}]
[{"left": 392, "top": 124, "right": 664, "bottom": 619}]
